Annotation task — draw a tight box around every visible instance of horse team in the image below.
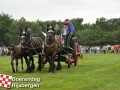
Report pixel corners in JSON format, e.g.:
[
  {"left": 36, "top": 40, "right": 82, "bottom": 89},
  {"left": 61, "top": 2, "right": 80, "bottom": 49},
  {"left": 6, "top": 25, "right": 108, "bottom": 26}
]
[{"left": 8, "top": 24, "right": 80, "bottom": 73}]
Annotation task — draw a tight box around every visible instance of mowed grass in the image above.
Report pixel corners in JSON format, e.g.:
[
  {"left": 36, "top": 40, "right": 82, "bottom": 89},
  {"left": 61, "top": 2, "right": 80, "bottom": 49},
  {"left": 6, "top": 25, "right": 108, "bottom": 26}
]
[{"left": 0, "top": 53, "right": 120, "bottom": 90}]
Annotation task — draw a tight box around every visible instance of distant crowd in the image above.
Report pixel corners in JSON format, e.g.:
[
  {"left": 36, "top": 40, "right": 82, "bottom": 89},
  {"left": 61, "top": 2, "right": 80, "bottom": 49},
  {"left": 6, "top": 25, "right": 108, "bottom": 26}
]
[
  {"left": 0, "top": 46, "right": 10, "bottom": 56},
  {"left": 0, "top": 45, "right": 120, "bottom": 56},
  {"left": 80, "top": 45, "right": 120, "bottom": 54}
]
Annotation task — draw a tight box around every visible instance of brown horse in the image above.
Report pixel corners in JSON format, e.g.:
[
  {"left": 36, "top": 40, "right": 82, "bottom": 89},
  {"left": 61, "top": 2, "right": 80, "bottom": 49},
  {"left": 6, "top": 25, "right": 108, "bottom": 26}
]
[
  {"left": 19, "top": 26, "right": 43, "bottom": 73},
  {"left": 8, "top": 44, "right": 28, "bottom": 73},
  {"left": 44, "top": 30, "right": 62, "bottom": 73}
]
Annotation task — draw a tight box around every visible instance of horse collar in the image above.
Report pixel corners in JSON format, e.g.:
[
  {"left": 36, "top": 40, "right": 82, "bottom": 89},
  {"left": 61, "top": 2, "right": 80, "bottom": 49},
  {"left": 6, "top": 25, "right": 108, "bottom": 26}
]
[{"left": 45, "top": 41, "right": 55, "bottom": 48}]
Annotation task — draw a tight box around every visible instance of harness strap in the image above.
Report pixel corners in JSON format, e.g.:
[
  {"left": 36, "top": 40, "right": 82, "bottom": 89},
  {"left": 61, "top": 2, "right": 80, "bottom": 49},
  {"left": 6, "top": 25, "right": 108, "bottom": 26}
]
[
  {"left": 30, "top": 38, "right": 42, "bottom": 55},
  {"left": 55, "top": 38, "right": 61, "bottom": 48}
]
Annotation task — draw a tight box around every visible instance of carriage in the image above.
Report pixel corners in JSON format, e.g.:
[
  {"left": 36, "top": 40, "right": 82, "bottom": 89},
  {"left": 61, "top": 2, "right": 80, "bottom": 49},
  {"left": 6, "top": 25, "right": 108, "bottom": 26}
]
[
  {"left": 42, "top": 31, "right": 80, "bottom": 69},
  {"left": 54, "top": 37, "right": 80, "bottom": 68}
]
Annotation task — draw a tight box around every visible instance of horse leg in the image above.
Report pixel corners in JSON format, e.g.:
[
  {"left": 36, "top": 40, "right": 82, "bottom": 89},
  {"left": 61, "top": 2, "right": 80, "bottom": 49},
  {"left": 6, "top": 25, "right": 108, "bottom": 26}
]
[
  {"left": 37, "top": 54, "right": 42, "bottom": 71},
  {"left": 27, "top": 54, "right": 33, "bottom": 72},
  {"left": 30, "top": 55, "right": 35, "bottom": 71},
  {"left": 11, "top": 59, "right": 15, "bottom": 73},
  {"left": 50, "top": 56, "right": 56, "bottom": 73},
  {"left": 27, "top": 57, "right": 31, "bottom": 73},
  {"left": 46, "top": 56, "right": 51, "bottom": 72},
  {"left": 25, "top": 54, "right": 32, "bottom": 73},
  {"left": 16, "top": 59, "right": 18, "bottom": 73},
  {"left": 21, "top": 57, "right": 24, "bottom": 71},
  {"left": 23, "top": 55, "right": 29, "bottom": 72},
  {"left": 56, "top": 52, "right": 62, "bottom": 70},
  {"left": 46, "top": 56, "right": 52, "bottom": 72}
]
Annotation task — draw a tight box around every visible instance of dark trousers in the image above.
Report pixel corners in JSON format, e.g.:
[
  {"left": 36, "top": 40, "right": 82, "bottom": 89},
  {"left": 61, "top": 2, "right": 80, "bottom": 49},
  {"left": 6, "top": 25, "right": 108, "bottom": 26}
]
[{"left": 66, "top": 33, "right": 73, "bottom": 47}]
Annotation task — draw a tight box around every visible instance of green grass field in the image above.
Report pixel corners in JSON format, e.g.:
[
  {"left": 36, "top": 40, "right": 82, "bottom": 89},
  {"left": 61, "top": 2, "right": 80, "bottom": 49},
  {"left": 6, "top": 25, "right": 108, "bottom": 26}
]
[{"left": 0, "top": 53, "right": 120, "bottom": 90}]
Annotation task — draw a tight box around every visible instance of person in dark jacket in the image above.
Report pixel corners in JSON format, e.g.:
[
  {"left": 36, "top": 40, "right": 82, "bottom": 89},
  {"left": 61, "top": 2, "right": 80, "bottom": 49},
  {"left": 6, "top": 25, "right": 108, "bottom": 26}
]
[{"left": 65, "top": 19, "right": 76, "bottom": 47}]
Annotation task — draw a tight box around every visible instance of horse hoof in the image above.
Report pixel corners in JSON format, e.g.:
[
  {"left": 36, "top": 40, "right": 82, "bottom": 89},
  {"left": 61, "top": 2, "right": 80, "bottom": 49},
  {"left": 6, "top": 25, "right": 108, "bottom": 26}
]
[
  {"left": 37, "top": 66, "right": 41, "bottom": 71},
  {"left": 25, "top": 70, "right": 32, "bottom": 73},
  {"left": 31, "top": 64, "right": 35, "bottom": 71},
  {"left": 48, "top": 70, "right": 55, "bottom": 73},
  {"left": 13, "top": 70, "right": 15, "bottom": 73},
  {"left": 25, "top": 68, "right": 32, "bottom": 73},
  {"left": 48, "top": 65, "right": 55, "bottom": 73},
  {"left": 50, "top": 69, "right": 55, "bottom": 73},
  {"left": 51, "top": 70, "right": 55, "bottom": 73},
  {"left": 56, "top": 64, "right": 62, "bottom": 70},
  {"left": 32, "top": 66, "right": 35, "bottom": 70},
  {"left": 56, "top": 67, "right": 62, "bottom": 70},
  {"left": 31, "top": 68, "right": 35, "bottom": 71},
  {"left": 74, "top": 62, "right": 77, "bottom": 66}
]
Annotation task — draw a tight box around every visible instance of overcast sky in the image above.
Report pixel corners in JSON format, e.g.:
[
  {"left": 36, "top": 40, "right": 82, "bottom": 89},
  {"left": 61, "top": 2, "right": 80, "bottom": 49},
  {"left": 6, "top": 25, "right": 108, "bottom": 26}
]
[{"left": 0, "top": 0, "right": 120, "bottom": 23}]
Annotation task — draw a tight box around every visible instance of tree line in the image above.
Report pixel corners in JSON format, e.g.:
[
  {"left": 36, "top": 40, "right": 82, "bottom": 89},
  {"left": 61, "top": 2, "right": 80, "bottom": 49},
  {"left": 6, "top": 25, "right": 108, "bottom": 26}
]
[{"left": 0, "top": 13, "right": 120, "bottom": 46}]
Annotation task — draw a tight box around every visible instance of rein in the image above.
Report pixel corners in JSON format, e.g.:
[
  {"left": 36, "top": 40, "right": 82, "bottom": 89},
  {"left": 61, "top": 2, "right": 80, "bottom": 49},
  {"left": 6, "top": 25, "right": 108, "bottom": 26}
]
[
  {"left": 31, "top": 41, "right": 41, "bottom": 55},
  {"left": 22, "top": 37, "right": 42, "bottom": 54}
]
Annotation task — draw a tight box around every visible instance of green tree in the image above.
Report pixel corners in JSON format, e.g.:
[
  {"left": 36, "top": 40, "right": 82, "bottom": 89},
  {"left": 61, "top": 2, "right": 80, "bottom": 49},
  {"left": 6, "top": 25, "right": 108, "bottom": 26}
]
[{"left": 0, "top": 13, "right": 14, "bottom": 46}]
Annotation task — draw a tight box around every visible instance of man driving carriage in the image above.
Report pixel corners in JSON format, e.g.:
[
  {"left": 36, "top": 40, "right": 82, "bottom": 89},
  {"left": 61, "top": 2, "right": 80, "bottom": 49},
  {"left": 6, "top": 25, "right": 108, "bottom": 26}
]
[{"left": 62, "top": 19, "right": 76, "bottom": 48}]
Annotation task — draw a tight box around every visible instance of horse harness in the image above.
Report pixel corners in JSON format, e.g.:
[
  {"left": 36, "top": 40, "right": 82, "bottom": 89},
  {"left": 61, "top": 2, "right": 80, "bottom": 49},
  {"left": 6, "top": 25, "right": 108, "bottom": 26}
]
[{"left": 45, "top": 38, "right": 61, "bottom": 49}]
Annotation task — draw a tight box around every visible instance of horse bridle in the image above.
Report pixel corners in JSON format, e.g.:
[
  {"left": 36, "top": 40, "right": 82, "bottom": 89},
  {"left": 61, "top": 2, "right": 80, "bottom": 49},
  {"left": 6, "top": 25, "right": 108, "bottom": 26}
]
[
  {"left": 20, "top": 32, "right": 31, "bottom": 47},
  {"left": 44, "top": 34, "right": 55, "bottom": 48}
]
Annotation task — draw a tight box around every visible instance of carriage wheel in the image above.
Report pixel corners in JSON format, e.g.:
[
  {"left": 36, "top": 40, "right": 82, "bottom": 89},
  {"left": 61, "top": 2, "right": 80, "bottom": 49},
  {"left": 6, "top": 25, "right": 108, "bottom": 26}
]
[{"left": 67, "top": 54, "right": 72, "bottom": 68}]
